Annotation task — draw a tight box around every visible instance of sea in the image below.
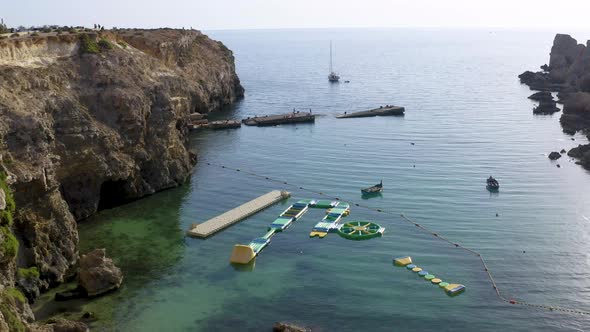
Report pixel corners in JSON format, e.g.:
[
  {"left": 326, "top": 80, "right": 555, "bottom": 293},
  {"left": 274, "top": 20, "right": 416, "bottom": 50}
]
[{"left": 33, "top": 28, "right": 590, "bottom": 331}]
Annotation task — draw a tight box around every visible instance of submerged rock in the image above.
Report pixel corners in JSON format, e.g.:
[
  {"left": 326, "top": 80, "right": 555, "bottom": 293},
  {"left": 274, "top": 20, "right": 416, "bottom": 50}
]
[
  {"left": 273, "top": 322, "right": 309, "bottom": 332},
  {"left": 548, "top": 152, "right": 562, "bottom": 160},
  {"left": 78, "top": 249, "right": 123, "bottom": 297}
]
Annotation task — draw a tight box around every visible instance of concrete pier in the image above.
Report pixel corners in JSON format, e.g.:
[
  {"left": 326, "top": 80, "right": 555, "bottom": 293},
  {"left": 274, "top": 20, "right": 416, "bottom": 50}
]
[
  {"left": 242, "top": 112, "right": 315, "bottom": 126},
  {"left": 187, "top": 190, "right": 291, "bottom": 238}
]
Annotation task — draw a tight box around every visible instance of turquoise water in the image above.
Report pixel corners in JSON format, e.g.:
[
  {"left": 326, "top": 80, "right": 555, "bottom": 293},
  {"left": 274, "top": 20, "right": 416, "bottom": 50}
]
[{"left": 36, "top": 29, "right": 590, "bottom": 331}]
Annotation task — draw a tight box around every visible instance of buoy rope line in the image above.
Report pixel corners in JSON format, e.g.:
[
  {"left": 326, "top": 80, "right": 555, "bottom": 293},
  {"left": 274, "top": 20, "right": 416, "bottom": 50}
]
[{"left": 201, "top": 160, "right": 590, "bottom": 315}]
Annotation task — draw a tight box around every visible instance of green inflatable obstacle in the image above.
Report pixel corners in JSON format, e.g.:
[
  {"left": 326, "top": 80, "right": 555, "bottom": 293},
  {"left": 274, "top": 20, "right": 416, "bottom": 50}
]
[{"left": 338, "top": 221, "right": 385, "bottom": 240}]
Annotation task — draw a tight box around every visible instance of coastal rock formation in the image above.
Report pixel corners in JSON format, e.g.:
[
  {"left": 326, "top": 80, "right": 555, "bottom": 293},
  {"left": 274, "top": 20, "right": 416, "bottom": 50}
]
[
  {"left": 528, "top": 91, "right": 553, "bottom": 102},
  {"left": 533, "top": 100, "right": 560, "bottom": 114},
  {"left": 0, "top": 28, "right": 243, "bottom": 329},
  {"left": 548, "top": 152, "right": 562, "bottom": 160},
  {"left": 520, "top": 34, "right": 590, "bottom": 168},
  {"left": 78, "top": 249, "right": 123, "bottom": 297},
  {"left": 568, "top": 144, "right": 590, "bottom": 168},
  {"left": 560, "top": 92, "right": 590, "bottom": 134}
]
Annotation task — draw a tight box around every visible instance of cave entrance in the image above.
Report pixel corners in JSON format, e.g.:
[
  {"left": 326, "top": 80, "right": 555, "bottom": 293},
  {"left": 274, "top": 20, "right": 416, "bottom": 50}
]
[{"left": 97, "top": 179, "right": 130, "bottom": 211}]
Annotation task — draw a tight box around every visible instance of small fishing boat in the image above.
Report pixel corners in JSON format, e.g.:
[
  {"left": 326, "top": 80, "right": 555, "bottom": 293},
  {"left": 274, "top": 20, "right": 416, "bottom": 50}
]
[
  {"left": 486, "top": 176, "right": 499, "bottom": 191},
  {"left": 361, "top": 180, "right": 383, "bottom": 195}
]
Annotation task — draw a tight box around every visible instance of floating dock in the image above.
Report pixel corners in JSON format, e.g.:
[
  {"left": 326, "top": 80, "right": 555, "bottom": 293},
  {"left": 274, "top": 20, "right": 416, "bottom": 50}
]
[
  {"left": 242, "top": 112, "right": 315, "bottom": 126},
  {"left": 209, "top": 120, "right": 241, "bottom": 130},
  {"left": 187, "top": 190, "right": 290, "bottom": 238},
  {"left": 336, "top": 106, "right": 405, "bottom": 118}
]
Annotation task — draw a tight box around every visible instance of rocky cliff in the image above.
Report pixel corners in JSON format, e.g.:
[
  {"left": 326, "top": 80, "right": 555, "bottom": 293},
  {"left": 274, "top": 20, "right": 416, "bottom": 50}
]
[
  {"left": 0, "top": 28, "right": 243, "bottom": 330},
  {"left": 519, "top": 34, "right": 590, "bottom": 168}
]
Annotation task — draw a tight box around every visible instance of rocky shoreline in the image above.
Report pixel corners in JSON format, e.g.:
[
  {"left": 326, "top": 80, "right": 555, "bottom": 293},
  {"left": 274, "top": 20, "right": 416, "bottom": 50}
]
[
  {"left": 0, "top": 28, "right": 243, "bottom": 330},
  {"left": 519, "top": 33, "right": 590, "bottom": 169}
]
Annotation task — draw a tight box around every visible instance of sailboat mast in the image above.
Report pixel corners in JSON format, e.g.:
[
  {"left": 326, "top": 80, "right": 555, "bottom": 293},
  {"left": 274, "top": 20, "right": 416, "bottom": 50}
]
[{"left": 330, "top": 41, "right": 333, "bottom": 73}]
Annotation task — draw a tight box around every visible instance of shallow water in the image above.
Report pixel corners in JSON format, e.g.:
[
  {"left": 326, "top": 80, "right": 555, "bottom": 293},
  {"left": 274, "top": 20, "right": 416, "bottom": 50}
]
[{"left": 35, "top": 28, "right": 590, "bottom": 331}]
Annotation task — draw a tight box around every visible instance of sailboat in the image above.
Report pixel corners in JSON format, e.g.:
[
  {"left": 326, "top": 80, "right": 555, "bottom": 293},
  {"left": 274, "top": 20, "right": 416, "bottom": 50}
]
[{"left": 328, "top": 41, "right": 340, "bottom": 82}]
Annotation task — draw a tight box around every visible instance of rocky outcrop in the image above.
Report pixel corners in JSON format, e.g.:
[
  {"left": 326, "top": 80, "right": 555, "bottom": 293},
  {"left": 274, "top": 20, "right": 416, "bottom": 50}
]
[
  {"left": 0, "top": 28, "right": 243, "bottom": 288},
  {"left": 533, "top": 100, "right": 560, "bottom": 114},
  {"left": 568, "top": 144, "right": 590, "bottom": 168},
  {"left": 0, "top": 28, "right": 243, "bottom": 329},
  {"left": 78, "top": 249, "right": 123, "bottom": 297},
  {"left": 560, "top": 92, "right": 590, "bottom": 134},
  {"left": 548, "top": 151, "right": 562, "bottom": 160},
  {"left": 528, "top": 91, "right": 553, "bottom": 102},
  {"left": 273, "top": 322, "right": 309, "bottom": 332},
  {"left": 520, "top": 34, "right": 590, "bottom": 169}
]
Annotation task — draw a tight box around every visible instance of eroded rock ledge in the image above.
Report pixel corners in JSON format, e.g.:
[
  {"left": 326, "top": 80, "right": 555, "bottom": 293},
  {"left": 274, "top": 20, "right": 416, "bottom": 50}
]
[
  {"left": 519, "top": 33, "right": 590, "bottom": 168},
  {"left": 0, "top": 29, "right": 243, "bottom": 298}
]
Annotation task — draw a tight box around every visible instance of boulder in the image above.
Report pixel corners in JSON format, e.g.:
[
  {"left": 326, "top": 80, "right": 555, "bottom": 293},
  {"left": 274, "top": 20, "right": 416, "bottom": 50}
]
[
  {"left": 548, "top": 151, "right": 562, "bottom": 160},
  {"left": 560, "top": 149, "right": 566, "bottom": 154},
  {"left": 273, "top": 322, "right": 308, "bottom": 332},
  {"left": 533, "top": 100, "right": 560, "bottom": 114},
  {"left": 78, "top": 249, "right": 123, "bottom": 297}
]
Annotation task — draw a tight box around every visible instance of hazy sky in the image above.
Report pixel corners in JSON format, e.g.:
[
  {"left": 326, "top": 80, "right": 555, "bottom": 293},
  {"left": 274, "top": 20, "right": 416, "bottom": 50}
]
[{"left": 4, "top": 0, "right": 590, "bottom": 31}]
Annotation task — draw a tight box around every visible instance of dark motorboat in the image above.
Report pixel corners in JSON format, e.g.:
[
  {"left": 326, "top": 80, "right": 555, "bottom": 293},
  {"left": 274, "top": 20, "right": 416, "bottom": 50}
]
[
  {"left": 362, "top": 180, "right": 383, "bottom": 195},
  {"left": 486, "top": 176, "right": 499, "bottom": 191}
]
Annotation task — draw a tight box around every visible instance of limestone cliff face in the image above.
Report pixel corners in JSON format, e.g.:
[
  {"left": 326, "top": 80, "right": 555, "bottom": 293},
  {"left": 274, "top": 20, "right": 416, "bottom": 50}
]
[
  {"left": 0, "top": 28, "right": 243, "bottom": 302},
  {"left": 519, "top": 34, "right": 590, "bottom": 169}
]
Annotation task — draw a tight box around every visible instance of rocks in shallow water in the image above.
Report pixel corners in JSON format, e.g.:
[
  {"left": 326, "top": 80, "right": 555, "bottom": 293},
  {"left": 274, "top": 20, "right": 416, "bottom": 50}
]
[
  {"left": 533, "top": 100, "right": 560, "bottom": 114},
  {"left": 560, "top": 149, "right": 567, "bottom": 154},
  {"left": 81, "top": 312, "right": 95, "bottom": 320},
  {"left": 548, "top": 152, "right": 562, "bottom": 160},
  {"left": 43, "top": 318, "right": 89, "bottom": 332},
  {"left": 528, "top": 91, "right": 553, "bottom": 102},
  {"left": 55, "top": 287, "right": 85, "bottom": 301},
  {"left": 273, "top": 322, "right": 308, "bottom": 332},
  {"left": 78, "top": 249, "right": 123, "bottom": 297}
]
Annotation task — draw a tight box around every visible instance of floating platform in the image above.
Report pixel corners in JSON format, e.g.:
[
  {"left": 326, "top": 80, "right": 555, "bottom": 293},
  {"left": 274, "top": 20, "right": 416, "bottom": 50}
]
[
  {"left": 394, "top": 256, "right": 465, "bottom": 296},
  {"left": 336, "top": 106, "right": 405, "bottom": 118},
  {"left": 338, "top": 221, "right": 385, "bottom": 240},
  {"left": 310, "top": 202, "right": 350, "bottom": 238},
  {"left": 242, "top": 112, "right": 315, "bottom": 126},
  {"left": 230, "top": 200, "right": 313, "bottom": 264},
  {"left": 187, "top": 190, "right": 290, "bottom": 238},
  {"left": 209, "top": 120, "right": 241, "bottom": 130}
]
